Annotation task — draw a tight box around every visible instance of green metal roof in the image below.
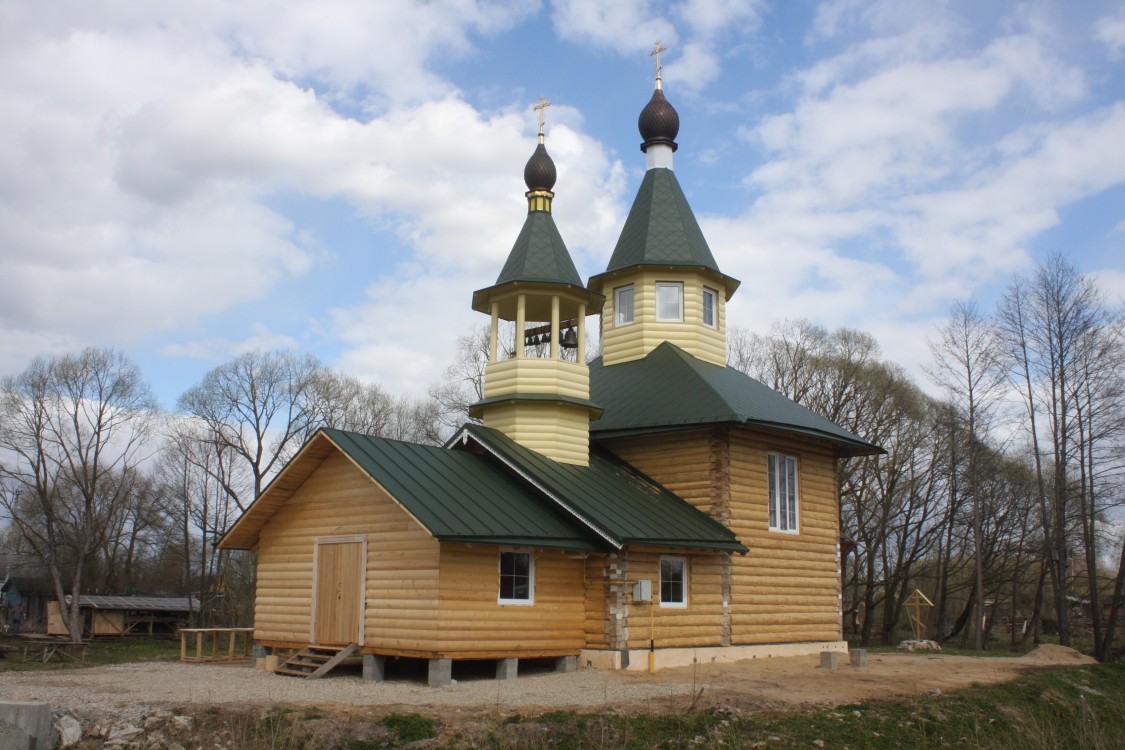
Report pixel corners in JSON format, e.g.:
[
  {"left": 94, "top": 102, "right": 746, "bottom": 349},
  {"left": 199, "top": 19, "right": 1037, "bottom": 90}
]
[
  {"left": 588, "top": 343, "right": 883, "bottom": 457},
  {"left": 452, "top": 423, "right": 747, "bottom": 553},
  {"left": 222, "top": 425, "right": 745, "bottom": 554},
  {"left": 322, "top": 429, "right": 598, "bottom": 550},
  {"left": 495, "top": 210, "right": 584, "bottom": 288},
  {"left": 589, "top": 168, "right": 739, "bottom": 295}
]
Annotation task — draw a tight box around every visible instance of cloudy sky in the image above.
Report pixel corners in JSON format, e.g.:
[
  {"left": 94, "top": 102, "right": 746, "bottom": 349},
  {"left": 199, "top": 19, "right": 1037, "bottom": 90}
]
[{"left": 2, "top": 0, "right": 1123, "bottom": 409}]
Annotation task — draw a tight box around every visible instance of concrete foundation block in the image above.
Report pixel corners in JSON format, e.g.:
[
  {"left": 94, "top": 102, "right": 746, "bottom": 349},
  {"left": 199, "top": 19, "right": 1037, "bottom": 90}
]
[
  {"left": 0, "top": 701, "right": 53, "bottom": 750},
  {"left": 252, "top": 644, "right": 272, "bottom": 661},
  {"left": 850, "top": 649, "right": 868, "bottom": 668},
  {"left": 555, "top": 655, "right": 577, "bottom": 674},
  {"left": 820, "top": 651, "right": 839, "bottom": 671},
  {"left": 428, "top": 658, "right": 452, "bottom": 687},
  {"left": 496, "top": 657, "right": 518, "bottom": 680},
  {"left": 363, "top": 654, "right": 386, "bottom": 682},
  {"left": 264, "top": 654, "right": 279, "bottom": 672}
]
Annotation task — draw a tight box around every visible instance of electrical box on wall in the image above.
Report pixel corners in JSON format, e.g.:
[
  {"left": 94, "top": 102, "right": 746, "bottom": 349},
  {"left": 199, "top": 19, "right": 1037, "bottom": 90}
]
[{"left": 633, "top": 579, "right": 652, "bottom": 602}]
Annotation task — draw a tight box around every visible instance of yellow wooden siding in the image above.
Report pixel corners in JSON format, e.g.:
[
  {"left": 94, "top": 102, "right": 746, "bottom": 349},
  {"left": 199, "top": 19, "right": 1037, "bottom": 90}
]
[
  {"left": 254, "top": 451, "right": 441, "bottom": 649},
  {"left": 436, "top": 544, "right": 586, "bottom": 657},
  {"left": 483, "top": 358, "right": 590, "bottom": 401},
  {"left": 601, "top": 270, "right": 726, "bottom": 366},
  {"left": 482, "top": 401, "right": 590, "bottom": 465},
  {"left": 623, "top": 551, "right": 725, "bottom": 649}
]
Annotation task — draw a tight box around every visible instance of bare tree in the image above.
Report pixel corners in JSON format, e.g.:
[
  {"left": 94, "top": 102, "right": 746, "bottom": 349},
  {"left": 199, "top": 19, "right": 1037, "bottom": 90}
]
[
  {"left": 927, "top": 299, "right": 1006, "bottom": 649},
  {"left": 178, "top": 350, "right": 322, "bottom": 511},
  {"left": 997, "top": 254, "right": 1109, "bottom": 647},
  {"left": 0, "top": 348, "right": 155, "bottom": 642}
]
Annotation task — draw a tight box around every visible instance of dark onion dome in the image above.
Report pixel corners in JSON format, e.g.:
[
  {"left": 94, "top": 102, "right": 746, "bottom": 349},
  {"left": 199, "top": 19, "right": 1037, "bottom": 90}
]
[
  {"left": 523, "top": 142, "right": 557, "bottom": 192},
  {"left": 638, "top": 87, "right": 679, "bottom": 152}
]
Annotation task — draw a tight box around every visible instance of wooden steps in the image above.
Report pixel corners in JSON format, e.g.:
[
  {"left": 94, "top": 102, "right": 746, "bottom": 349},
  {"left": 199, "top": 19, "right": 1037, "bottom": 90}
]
[{"left": 274, "top": 644, "right": 358, "bottom": 678}]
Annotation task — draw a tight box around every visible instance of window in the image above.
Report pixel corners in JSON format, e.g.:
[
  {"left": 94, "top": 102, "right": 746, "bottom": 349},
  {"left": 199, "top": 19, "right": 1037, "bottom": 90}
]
[
  {"left": 498, "top": 550, "right": 534, "bottom": 604},
  {"left": 768, "top": 453, "right": 799, "bottom": 532},
  {"left": 659, "top": 556, "right": 687, "bottom": 607},
  {"left": 702, "top": 287, "right": 717, "bottom": 327},
  {"left": 655, "top": 282, "right": 683, "bottom": 322},
  {"left": 615, "top": 285, "right": 635, "bottom": 326}
]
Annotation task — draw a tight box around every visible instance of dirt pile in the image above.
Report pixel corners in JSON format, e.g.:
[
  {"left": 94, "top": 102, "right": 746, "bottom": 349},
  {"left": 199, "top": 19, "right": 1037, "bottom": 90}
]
[{"left": 1020, "top": 644, "right": 1097, "bottom": 665}]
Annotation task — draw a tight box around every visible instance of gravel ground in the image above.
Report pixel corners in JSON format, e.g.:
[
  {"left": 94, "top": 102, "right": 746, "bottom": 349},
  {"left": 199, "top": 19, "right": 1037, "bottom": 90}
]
[
  {"left": 0, "top": 661, "right": 696, "bottom": 724},
  {"left": 0, "top": 645, "right": 1095, "bottom": 728}
]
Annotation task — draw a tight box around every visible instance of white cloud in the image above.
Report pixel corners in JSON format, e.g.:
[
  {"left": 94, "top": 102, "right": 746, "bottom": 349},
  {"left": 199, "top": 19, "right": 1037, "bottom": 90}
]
[
  {"left": 162, "top": 324, "right": 300, "bottom": 362},
  {"left": 550, "top": 0, "right": 676, "bottom": 57},
  {"left": 0, "top": 2, "right": 571, "bottom": 380},
  {"left": 1095, "top": 11, "right": 1125, "bottom": 59},
  {"left": 549, "top": 0, "right": 766, "bottom": 91}
]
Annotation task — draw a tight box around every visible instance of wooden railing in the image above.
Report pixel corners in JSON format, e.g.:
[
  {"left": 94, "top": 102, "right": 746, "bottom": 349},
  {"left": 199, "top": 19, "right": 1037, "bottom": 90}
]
[{"left": 179, "top": 627, "right": 255, "bottom": 662}]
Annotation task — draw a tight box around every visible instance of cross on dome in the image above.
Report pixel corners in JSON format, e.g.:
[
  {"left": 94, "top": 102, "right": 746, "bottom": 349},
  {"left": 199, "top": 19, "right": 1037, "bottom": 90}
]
[
  {"left": 533, "top": 95, "right": 552, "bottom": 143},
  {"left": 649, "top": 40, "right": 668, "bottom": 89}
]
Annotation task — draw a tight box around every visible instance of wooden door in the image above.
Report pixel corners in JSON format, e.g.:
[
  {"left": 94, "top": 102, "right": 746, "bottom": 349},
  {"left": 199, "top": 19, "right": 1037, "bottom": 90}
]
[{"left": 313, "top": 539, "right": 365, "bottom": 645}]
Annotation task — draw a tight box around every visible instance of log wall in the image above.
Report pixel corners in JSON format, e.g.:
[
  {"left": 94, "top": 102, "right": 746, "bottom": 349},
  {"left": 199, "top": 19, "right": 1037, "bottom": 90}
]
[
  {"left": 435, "top": 544, "right": 586, "bottom": 658},
  {"left": 622, "top": 551, "right": 725, "bottom": 649},
  {"left": 727, "top": 428, "right": 841, "bottom": 643},
  {"left": 602, "top": 426, "right": 842, "bottom": 646},
  {"left": 254, "top": 451, "right": 441, "bottom": 649}
]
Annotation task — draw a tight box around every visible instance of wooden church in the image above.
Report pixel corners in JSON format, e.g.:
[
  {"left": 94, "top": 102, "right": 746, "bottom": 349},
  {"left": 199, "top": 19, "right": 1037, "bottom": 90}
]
[{"left": 219, "top": 61, "right": 880, "bottom": 686}]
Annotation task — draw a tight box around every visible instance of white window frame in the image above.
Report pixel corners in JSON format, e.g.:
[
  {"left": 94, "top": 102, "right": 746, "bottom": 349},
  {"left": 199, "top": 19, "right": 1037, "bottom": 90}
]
[
  {"left": 498, "top": 548, "right": 535, "bottom": 605},
  {"left": 702, "top": 287, "right": 718, "bottom": 328},
  {"left": 655, "top": 282, "right": 683, "bottom": 322},
  {"left": 659, "top": 556, "right": 688, "bottom": 608},
  {"left": 768, "top": 452, "right": 800, "bottom": 533},
  {"left": 615, "top": 285, "right": 635, "bottom": 326}
]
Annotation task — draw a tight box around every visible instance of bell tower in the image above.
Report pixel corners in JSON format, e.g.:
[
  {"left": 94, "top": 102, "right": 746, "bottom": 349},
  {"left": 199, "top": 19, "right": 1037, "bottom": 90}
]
[
  {"left": 589, "top": 42, "right": 740, "bottom": 367},
  {"left": 470, "top": 98, "right": 604, "bottom": 466}
]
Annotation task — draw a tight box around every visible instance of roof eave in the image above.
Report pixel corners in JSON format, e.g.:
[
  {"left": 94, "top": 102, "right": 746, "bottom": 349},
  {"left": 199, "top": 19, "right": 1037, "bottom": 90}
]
[
  {"left": 588, "top": 264, "right": 740, "bottom": 299},
  {"left": 590, "top": 418, "right": 883, "bottom": 457},
  {"left": 472, "top": 281, "right": 606, "bottom": 315}
]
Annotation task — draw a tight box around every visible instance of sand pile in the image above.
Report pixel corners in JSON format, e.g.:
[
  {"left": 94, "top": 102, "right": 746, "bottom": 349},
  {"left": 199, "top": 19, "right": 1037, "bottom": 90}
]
[{"left": 1021, "top": 644, "right": 1097, "bottom": 665}]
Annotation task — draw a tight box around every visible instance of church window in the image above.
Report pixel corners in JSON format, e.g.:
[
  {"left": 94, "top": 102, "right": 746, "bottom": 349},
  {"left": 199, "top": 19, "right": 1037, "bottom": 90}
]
[
  {"left": 498, "top": 549, "right": 534, "bottom": 604},
  {"left": 660, "top": 556, "right": 687, "bottom": 607},
  {"left": 703, "top": 287, "right": 717, "bottom": 327},
  {"left": 656, "top": 282, "right": 683, "bottom": 322},
  {"left": 615, "top": 285, "right": 635, "bottom": 325},
  {"left": 768, "top": 453, "right": 799, "bottom": 532}
]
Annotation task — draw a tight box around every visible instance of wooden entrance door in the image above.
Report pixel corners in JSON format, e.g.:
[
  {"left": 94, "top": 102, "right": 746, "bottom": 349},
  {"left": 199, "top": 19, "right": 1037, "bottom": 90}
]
[{"left": 313, "top": 538, "right": 365, "bottom": 645}]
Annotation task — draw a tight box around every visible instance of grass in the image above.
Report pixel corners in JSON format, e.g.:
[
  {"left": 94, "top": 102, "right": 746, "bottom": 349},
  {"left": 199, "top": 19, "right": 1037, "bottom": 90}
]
[
  {"left": 6, "top": 636, "right": 1123, "bottom": 748},
  {"left": 0, "top": 635, "right": 180, "bottom": 671},
  {"left": 145, "top": 659, "right": 1122, "bottom": 749},
  {"left": 470, "top": 660, "right": 1125, "bottom": 749}
]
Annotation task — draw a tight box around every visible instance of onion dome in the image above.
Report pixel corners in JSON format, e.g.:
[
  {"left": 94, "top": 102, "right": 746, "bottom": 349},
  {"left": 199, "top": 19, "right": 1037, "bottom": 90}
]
[
  {"left": 639, "top": 87, "right": 679, "bottom": 153},
  {"left": 523, "top": 142, "right": 557, "bottom": 192}
]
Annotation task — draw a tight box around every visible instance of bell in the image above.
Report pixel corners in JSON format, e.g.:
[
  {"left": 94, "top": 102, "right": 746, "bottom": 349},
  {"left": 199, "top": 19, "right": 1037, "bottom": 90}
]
[{"left": 560, "top": 327, "right": 579, "bottom": 349}]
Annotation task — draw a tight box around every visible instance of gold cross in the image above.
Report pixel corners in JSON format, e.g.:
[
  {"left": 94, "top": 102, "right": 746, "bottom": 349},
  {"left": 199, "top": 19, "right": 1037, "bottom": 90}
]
[
  {"left": 650, "top": 40, "right": 668, "bottom": 83},
  {"left": 533, "top": 95, "right": 552, "bottom": 140}
]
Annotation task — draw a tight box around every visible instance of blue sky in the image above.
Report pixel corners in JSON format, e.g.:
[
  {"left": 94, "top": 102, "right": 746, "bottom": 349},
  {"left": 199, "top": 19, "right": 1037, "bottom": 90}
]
[{"left": 1, "top": 1, "right": 1123, "bottom": 409}]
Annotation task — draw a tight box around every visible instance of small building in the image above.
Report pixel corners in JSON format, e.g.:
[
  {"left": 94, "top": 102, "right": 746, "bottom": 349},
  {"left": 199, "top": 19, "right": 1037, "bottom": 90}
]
[
  {"left": 219, "top": 65, "right": 880, "bottom": 684},
  {"left": 46, "top": 595, "right": 199, "bottom": 638},
  {"left": 2, "top": 574, "right": 54, "bottom": 633}
]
